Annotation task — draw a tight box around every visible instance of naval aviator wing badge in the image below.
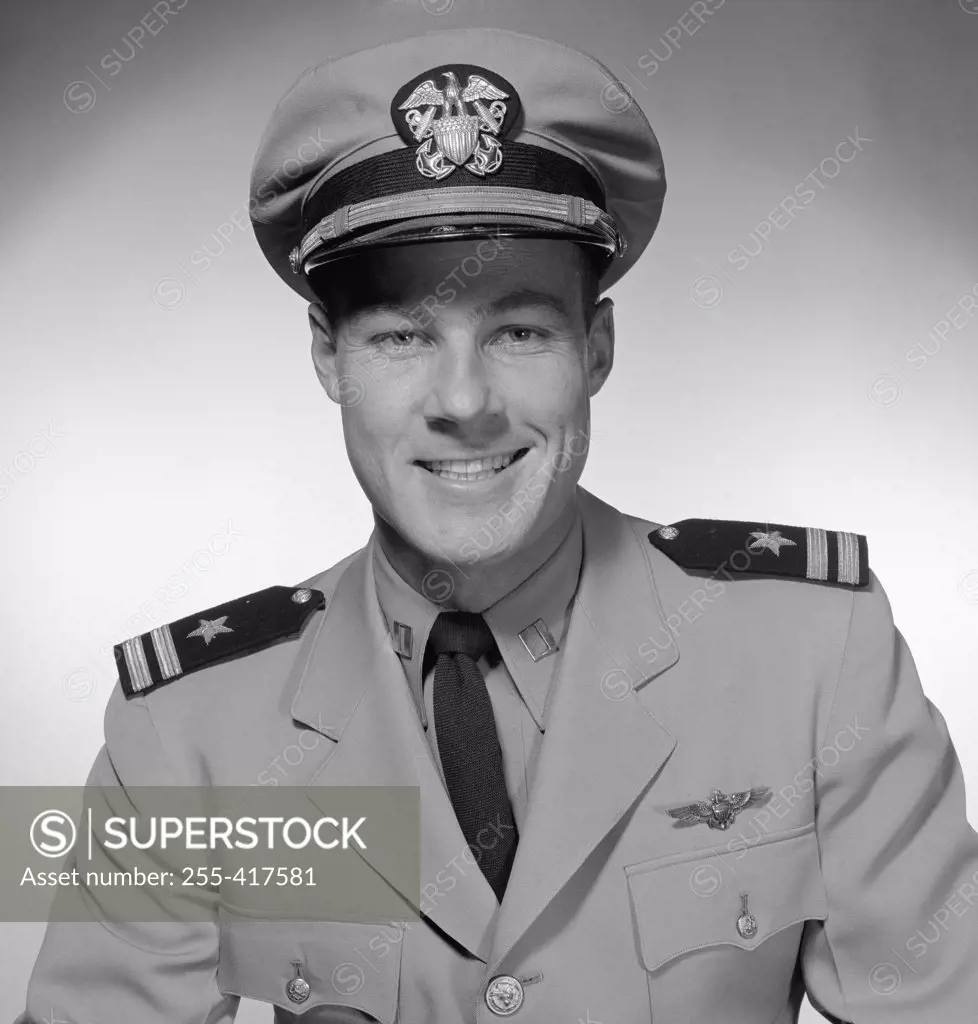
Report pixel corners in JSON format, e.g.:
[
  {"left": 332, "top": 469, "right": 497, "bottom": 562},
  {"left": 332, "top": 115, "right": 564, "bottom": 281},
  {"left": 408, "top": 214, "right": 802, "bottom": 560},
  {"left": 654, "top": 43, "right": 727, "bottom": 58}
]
[
  {"left": 665, "top": 787, "right": 773, "bottom": 831},
  {"left": 392, "top": 64, "right": 520, "bottom": 180}
]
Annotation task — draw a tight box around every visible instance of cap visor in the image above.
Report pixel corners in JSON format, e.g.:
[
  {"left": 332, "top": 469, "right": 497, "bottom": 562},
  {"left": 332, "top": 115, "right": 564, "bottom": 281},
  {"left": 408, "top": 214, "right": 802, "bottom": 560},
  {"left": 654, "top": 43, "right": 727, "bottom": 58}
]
[{"left": 303, "top": 212, "right": 615, "bottom": 274}]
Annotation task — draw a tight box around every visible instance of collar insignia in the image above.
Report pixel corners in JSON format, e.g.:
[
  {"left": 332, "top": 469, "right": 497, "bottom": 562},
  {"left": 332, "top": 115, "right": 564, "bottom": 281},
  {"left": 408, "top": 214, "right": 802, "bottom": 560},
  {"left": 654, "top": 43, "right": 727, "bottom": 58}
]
[
  {"left": 392, "top": 64, "right": 520, "bottom": 180},
  {"left": 665, "top": 787, "right": 772, "bottom": 831}
]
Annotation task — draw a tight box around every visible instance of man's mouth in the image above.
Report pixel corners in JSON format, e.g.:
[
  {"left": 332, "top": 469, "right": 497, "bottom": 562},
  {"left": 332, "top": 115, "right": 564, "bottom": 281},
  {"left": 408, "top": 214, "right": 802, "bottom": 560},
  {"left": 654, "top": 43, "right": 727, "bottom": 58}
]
[{"left": 415, "top": 447, "right": 531, "bottom": 482}]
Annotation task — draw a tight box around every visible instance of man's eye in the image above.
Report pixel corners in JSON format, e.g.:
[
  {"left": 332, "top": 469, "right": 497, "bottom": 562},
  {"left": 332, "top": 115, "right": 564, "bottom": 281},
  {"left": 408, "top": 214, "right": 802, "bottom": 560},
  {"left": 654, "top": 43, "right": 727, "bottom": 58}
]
[
  {"left": 374, "top": 330, "right": 422, "bottom": 348},
  {"left": 498, "top": 327, "right": 546, "bottom": 344}
]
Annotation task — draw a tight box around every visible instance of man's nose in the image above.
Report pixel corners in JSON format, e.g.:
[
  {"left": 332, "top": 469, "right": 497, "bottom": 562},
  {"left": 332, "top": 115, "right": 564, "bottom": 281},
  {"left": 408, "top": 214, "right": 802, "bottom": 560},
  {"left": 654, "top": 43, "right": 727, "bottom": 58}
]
[{"left": 423, "top": 339, "right": 501, "bottom": 426}]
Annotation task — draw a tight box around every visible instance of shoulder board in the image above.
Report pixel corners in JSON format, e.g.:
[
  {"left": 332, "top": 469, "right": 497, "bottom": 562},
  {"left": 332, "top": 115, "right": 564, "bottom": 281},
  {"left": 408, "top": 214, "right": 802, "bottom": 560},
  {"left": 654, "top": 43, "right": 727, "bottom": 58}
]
[
  {"left": 114, "top": 585, "right": 325, "bottom": 699},
  {"left": 647, "top": 519, "right": 868, "bottom": 588}
]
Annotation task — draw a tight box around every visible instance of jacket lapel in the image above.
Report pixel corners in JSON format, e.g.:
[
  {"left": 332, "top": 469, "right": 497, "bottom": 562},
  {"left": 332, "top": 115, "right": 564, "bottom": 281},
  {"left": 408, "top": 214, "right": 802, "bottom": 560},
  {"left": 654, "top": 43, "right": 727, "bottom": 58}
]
[
  {"left": 488, "top": 489, "right": 680, "bottom": 971},
  {"left": 290, "top": 543, "right": 499, "bottom": 962}
]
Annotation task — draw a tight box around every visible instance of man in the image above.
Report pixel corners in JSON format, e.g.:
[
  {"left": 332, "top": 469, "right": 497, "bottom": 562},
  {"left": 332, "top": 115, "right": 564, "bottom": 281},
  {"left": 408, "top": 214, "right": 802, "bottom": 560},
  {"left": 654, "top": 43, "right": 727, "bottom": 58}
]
[{"left": 21, "top": 26, "right": 978, "bottom": 1024}]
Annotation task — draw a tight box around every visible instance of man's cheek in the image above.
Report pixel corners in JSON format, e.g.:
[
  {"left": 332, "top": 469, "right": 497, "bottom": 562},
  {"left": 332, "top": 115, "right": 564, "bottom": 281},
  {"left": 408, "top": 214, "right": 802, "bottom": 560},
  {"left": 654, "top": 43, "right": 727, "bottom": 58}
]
[
  {"left": 342, "top": 412, "right": 392, "bottom": 476},
  {"left": 503, "top": 385, "right": 579, "bottom": 438}
]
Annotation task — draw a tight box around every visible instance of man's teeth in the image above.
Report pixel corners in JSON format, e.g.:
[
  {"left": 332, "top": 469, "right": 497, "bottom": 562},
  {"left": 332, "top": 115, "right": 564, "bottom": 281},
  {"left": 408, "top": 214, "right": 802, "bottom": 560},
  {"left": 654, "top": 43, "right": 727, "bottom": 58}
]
[{"left": 423, "top": 450, "right": 522, "bottom": 480}]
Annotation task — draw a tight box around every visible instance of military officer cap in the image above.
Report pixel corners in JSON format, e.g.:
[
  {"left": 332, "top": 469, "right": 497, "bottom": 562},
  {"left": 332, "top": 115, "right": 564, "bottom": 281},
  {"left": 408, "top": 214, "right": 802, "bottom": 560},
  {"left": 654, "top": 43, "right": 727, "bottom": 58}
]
[{"left": 249, "top": 27, "right": 666, "bottom": 302}]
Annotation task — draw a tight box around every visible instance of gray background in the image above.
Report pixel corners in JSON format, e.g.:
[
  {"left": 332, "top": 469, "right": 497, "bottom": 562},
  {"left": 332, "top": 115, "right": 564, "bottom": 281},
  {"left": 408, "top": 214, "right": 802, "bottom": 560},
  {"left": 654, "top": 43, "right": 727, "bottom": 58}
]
[{"left": 1, "top": 0, "right": 976, "bottom": 1019}]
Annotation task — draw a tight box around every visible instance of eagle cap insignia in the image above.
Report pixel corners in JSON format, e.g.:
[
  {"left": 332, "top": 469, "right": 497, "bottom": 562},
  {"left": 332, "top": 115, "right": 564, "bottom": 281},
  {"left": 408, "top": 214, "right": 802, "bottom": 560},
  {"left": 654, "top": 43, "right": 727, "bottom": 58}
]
[
  {"left": 665, "top": 787, "right": 773, "bottom": 831},
  {"left": 391, "top": 63, "right": 521, "bottom": 180}
]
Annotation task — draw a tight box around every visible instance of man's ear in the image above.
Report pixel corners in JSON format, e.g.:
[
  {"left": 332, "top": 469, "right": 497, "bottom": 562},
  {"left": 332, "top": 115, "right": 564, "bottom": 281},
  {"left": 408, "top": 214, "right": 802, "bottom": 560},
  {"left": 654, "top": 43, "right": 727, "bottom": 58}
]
[
  {"left": 308, "top": 302, "right": 341, "bottom": 402},
  {"left": 585, "top": 297, "right": 615, "bottom": 397}
]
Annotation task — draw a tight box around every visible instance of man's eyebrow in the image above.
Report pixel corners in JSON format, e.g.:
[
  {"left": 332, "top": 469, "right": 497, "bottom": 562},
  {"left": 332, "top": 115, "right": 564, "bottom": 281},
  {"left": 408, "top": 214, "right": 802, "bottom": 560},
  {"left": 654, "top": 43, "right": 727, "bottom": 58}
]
[
  {"left": 341, "top": 303, "right": 415, "bottom": 328},
  {"left": 481, "top": 289, "right": 570, "bottom": 319},
  {"left": 338, "top": 289, "right": 571, "bottom": 328}
]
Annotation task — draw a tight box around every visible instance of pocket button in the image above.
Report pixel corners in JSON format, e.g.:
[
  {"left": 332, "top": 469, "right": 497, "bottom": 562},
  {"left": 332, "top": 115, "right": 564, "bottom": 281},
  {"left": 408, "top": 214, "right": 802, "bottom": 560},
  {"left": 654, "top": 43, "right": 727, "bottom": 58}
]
[
  {"left": 736, "top": 893, "right": 758, "bottom": 939},
  {"left": 286, "top": 961, "right": 310, "bottom": 1004}
]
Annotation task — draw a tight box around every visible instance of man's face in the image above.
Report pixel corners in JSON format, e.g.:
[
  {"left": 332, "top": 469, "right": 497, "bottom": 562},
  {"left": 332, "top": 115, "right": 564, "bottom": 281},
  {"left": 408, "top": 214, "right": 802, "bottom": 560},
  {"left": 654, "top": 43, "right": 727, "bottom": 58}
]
[{"left": 309, "top": 236, "right": 614, "bottom": 575}]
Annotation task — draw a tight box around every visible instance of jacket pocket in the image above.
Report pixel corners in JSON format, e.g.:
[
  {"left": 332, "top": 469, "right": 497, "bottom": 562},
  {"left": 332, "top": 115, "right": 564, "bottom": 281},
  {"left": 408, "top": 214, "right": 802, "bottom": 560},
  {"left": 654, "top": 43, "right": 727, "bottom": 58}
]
[
  {"left": 217, "top": 909, "right": 403, "bottom": 1022},
  {"left": 625, "top": 822, "right": 827, "bottom": 1022}
]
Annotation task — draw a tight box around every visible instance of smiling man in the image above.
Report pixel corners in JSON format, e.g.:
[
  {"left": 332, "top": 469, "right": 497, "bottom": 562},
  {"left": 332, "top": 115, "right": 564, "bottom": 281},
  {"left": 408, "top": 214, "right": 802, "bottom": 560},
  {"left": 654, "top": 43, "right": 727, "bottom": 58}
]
[
  {"left": 306, "top": 236, "right": 610, "bottom": 611},
  {"left": 21, "top": 25, "right": 978, "bottom": 1024}
]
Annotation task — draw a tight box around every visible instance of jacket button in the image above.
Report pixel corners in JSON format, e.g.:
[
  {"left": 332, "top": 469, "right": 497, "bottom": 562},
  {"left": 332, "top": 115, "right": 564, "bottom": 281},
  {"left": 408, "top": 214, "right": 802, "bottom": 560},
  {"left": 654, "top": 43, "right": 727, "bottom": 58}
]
[{"left": 485, "top": 975, "right": 524, "bottom": 1016}]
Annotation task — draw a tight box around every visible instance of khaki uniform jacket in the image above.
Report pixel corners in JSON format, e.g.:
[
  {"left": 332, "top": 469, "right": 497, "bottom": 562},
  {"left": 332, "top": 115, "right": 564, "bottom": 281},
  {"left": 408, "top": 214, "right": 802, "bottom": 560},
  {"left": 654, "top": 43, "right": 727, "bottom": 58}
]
[{"left": 20, "top": 488, "right": 978, "bottom": 1023}]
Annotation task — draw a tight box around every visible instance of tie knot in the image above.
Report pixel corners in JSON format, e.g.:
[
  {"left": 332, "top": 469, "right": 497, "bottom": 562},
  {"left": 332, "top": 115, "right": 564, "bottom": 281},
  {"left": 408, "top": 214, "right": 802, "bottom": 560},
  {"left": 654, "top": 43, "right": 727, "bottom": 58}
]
[{"left": 427, "top": 611, "right": 498, "bottom": 663}]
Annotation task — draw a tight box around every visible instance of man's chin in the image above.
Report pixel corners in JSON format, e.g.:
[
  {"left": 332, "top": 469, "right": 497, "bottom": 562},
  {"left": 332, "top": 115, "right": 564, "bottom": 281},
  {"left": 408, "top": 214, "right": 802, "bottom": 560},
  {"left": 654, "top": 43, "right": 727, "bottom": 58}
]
[{"left": 413, "top": 524, "right": 531, "bottom": 572}]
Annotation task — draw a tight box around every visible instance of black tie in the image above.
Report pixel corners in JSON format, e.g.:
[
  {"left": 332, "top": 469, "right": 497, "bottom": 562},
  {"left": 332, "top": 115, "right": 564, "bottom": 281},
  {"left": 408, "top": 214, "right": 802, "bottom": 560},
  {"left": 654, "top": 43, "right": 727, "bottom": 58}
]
[{"left": 425, "top": 612, "right": 518, "bottom": 902}]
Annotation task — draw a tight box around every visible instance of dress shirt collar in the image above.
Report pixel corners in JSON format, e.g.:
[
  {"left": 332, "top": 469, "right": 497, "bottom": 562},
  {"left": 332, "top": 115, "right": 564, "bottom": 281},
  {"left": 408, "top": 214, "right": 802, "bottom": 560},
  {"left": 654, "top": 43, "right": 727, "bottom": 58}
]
[{"left": 370, "top": 501, "right": 584, "bottom": 729}]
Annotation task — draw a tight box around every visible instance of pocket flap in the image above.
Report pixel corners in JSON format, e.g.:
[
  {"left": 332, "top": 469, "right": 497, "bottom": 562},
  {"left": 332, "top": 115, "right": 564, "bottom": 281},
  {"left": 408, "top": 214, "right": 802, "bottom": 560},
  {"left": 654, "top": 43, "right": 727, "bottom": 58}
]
[
  {"left": 218, "top": 912, "right": 402, "bottom": 1021},
  {"left": 626, "top": 823, "right": 827, "bottom": 972}
]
